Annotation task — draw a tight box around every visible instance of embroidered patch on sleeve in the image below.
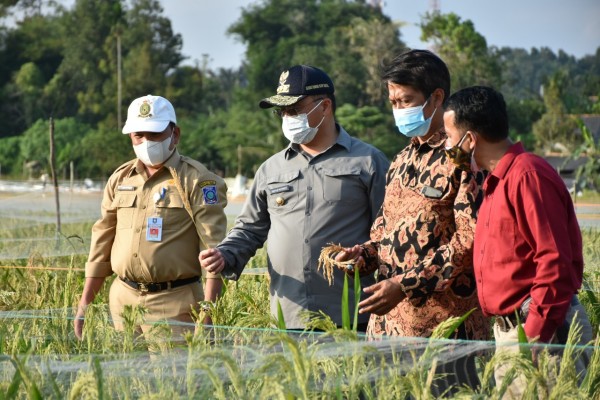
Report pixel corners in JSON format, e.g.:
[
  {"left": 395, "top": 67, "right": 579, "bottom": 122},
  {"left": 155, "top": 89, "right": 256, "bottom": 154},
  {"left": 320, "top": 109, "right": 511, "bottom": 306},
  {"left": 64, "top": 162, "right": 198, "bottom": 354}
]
[{"left": 200, "top": 180, "right": 218, "bottom": 204}]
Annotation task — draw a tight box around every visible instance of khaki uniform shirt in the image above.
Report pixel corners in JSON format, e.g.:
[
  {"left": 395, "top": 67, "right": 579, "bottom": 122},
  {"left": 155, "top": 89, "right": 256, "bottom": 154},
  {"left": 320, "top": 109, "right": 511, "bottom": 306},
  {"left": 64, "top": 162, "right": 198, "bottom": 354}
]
[
  {"left": 218, "top": 127, "right": 390, "bottom": 329},
  {"left": 85, "top": 150, "right": 227, "bottom": 284}
]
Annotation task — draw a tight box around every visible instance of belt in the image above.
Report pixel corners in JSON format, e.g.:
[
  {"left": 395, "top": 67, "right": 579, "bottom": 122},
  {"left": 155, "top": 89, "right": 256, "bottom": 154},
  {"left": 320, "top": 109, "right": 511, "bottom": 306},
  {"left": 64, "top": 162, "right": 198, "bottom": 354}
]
[
  {"left": 494, "top": 295, "right": 580, "bottom": 333},
  {"left": 120, "top": 276, "right": 199, "bottom": 293},
  {"left": 494, "top": 313, "right": 522, "bottom": 332}
]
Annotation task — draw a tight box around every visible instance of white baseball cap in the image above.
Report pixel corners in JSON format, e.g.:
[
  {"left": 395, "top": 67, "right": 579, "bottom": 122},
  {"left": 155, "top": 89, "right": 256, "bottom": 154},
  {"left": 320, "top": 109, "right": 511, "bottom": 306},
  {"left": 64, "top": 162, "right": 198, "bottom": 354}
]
[{"left": 122, "top": 95, "right": 177, "bottom": 134}]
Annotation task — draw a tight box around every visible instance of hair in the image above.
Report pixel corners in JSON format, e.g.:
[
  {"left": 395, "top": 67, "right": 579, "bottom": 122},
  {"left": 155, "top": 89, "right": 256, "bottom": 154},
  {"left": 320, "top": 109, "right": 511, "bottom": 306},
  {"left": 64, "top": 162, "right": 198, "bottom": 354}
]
[
  {"left": 381, "top": 49, "right": 451, "bottom": 105},
  {"left": 445, "top": 86, "right": 509, "bottom": 142},
  {"left": 322, "top": 93, "right": 336, "bottom": 115}
]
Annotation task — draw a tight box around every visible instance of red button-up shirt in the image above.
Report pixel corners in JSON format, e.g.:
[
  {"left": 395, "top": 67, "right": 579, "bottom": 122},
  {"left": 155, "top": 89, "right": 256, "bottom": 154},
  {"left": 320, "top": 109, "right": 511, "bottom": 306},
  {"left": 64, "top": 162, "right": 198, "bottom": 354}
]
[{"left": 474, "top": 142, "right": 583, "bottom": 342}]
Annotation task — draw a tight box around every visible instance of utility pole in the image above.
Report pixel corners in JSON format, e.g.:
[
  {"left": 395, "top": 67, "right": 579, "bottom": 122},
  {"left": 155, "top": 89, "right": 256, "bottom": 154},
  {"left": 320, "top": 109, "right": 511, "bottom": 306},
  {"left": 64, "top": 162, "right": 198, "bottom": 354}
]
[
  {"left": 49, "top": 117, "right": 61, "bottom": 234},
  {"left": 117, "top": 30, "right": 123, "bottom": 129}
]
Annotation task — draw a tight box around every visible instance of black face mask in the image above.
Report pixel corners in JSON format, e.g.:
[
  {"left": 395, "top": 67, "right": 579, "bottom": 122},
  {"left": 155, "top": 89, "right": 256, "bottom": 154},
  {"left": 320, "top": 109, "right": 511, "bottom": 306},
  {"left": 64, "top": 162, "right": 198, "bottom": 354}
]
[{"left": 444, "top": 133, "right": 472, "bottom": 170}]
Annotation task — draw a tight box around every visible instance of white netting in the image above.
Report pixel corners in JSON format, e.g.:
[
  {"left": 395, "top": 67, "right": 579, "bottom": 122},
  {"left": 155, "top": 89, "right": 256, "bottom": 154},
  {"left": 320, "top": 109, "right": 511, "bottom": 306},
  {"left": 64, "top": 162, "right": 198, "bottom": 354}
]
[
  {"left": 0, "top": 181, "right": 101, "bottom": 260},
  {"left": 0, "top": 307, "right": 597, "bottom": 399}
]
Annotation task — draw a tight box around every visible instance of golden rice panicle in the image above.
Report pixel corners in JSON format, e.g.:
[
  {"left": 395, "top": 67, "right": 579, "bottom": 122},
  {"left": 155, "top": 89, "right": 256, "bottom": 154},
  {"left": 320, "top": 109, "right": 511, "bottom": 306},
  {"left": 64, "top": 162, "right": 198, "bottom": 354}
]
[{"left": 317, "top": 243, "right": 344, "bottom": 286}]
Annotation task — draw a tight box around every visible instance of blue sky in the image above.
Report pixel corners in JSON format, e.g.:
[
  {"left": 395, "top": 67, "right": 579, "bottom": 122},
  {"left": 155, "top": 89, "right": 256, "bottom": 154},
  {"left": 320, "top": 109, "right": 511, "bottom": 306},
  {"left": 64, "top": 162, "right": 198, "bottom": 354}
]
[{"left": 162, "top": 0, "right": 600, "bottom": 69}]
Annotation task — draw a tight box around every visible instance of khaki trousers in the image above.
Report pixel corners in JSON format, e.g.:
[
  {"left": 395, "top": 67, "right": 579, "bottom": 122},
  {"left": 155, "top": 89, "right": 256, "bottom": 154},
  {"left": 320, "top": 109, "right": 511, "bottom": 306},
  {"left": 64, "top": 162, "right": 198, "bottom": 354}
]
[
  {"left": 493, "top": 300, "right": 593, "bottom": 399},
  {"left": 109, "top": 277, "right": 202, "bottom": 339}
]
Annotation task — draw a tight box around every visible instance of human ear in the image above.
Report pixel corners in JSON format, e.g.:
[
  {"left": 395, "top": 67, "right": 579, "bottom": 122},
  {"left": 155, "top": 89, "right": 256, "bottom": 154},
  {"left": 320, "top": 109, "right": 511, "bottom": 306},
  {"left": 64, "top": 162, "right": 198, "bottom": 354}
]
[
  {"left": 171, "top": 126, "right": 181, "bottom": 147},
  {"left": 467, "top": 131, "right": 477, "bottom": 151},
  {"left": 432, "top": 88, "right": 445, "bottom": 108}
]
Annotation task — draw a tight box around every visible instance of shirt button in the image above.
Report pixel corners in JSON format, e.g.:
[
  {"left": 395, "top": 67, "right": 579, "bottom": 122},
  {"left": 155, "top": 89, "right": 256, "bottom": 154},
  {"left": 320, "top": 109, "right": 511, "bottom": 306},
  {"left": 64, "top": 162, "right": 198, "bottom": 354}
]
[
  {"left": 136, "top": 228, "right": 141, "bottom": 233},
  {"left": 133, "top": 253, "right": 138, "bottom": 258},
  {"left": 142, "top": 205, "right": 147, "bottom": 209},
  {"left": 304, "top": 239, "right": 309, "bottom": 243},
  {"left": 306, "top": 212, "right": 311, "bottom": 216},
  {"left": 307, "top": 186, "right": 312, "bottom": 190}
]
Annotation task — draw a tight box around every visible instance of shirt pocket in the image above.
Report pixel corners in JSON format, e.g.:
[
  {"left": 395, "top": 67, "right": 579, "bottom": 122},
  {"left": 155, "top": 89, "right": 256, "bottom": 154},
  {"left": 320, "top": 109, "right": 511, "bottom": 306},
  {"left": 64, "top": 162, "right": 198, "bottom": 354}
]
[
  {"left": 155, "top": 194, "right": 189, "bottom": 229},
  {"left": 490, "top": 217, "right": 516, "bottom": 263},
  {"left": 266, "top": 170, "right": 301, "bottom": 213},
  {"left": 322, "top": 167, "right": 363, "bottom": 203},
  {"left": 111, "top": 193, "right": 136, "bottom": 229}
]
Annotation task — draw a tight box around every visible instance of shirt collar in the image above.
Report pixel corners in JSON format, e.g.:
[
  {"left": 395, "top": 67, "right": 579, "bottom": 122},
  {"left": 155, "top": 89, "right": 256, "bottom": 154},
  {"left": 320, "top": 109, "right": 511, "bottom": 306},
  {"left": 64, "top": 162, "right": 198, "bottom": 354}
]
[
  {"left": 409, "top": 129, "right": 446, "bottom": 149},
  {"left": 132, "top": 149, "right": 181, "bottom": 176},
  {"left": 284, "top": 124, "right": 350, "bottom": 159},
  {"left": 491, "top": 142, "right": 525, "bottom": 180}
]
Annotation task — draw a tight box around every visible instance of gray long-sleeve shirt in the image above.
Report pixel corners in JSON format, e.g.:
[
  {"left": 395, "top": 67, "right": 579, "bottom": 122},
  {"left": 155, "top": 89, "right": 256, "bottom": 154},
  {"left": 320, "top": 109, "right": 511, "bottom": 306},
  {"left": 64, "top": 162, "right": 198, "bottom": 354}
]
[{"left": 218, "top": 126, "right": 390, "bottom": 328}]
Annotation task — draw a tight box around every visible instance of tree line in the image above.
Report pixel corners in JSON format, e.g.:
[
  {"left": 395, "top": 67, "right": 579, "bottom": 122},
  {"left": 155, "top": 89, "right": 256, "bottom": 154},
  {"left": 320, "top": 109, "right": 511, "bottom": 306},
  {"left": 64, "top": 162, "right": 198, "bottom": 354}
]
[{"left": 0, "top": 0, "right": 598, "bottom": 180}]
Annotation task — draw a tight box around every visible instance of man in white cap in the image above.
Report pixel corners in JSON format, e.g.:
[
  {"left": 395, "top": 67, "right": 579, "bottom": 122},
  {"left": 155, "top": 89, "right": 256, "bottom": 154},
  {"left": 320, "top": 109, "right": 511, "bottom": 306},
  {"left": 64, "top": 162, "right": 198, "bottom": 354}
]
[{"left": 74, "top": 95, "right": 228, "bottom": 340}]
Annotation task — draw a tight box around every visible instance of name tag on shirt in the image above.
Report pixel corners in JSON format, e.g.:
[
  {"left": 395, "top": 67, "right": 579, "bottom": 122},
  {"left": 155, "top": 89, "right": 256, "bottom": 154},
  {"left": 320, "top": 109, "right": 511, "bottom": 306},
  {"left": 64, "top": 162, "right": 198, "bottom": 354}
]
[
  {"left": 269, "top": 185, "right": 292, "bottom": 195},
  {"left": 146, "top": 217, "right": 163, "bottom": 242},
  {"left": 420, "top": 185, "right": 443, "bottom": 199}
]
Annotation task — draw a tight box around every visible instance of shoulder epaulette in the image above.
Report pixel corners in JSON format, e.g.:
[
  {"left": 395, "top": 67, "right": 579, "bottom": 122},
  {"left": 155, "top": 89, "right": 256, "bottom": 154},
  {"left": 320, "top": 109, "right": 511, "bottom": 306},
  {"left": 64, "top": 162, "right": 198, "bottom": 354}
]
[
  {"left": 180, "top": 156, "right": 209, "bottom": 173},
  {"left": 114, "top": 159, "right": 136, "bottom": 174}
]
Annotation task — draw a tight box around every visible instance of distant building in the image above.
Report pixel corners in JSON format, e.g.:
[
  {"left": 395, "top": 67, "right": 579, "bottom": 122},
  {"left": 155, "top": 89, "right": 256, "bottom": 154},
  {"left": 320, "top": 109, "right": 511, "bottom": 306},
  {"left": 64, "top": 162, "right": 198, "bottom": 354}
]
[
  {"left": 576, "top": 114, "right": 600, "bottom": 143},
  {"left": 543, "top": 155, "right": 588, "bottom": 192},
  {"left": 541, "top": 114, "right": 600, "bottom": 192}
]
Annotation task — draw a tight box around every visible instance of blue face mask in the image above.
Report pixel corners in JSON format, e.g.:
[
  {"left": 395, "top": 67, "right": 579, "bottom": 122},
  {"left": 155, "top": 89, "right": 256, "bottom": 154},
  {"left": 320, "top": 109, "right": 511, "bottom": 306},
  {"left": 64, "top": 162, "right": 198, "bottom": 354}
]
[{"left": 392, "top": 99, "right": 437, "bottom": 137}]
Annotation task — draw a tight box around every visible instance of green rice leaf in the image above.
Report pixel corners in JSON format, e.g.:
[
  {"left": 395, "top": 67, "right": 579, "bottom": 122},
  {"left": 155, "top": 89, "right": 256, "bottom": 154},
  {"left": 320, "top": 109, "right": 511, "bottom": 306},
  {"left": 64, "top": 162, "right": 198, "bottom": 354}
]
[
  {"left": 341, "top": 273, "right": 350, "bottom": 330},
  {"left": 515, "top": 311, "right": 532, "bottom": 359},
  {"left": 352, "top": 266, "right": 361, "bottom": 332},
  {"left": 433, "top": 308, "right": 475, "bottom": 339},
  {"left": 277, "top": 300, "right": 286, "bottom": 330}
]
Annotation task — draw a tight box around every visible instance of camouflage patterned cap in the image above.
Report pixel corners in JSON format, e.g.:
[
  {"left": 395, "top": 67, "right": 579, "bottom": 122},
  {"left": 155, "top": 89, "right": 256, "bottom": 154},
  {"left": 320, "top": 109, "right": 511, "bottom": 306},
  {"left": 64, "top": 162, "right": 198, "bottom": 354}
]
[{"left": 259, "top": 65, "right": 334, "bottom": 109}]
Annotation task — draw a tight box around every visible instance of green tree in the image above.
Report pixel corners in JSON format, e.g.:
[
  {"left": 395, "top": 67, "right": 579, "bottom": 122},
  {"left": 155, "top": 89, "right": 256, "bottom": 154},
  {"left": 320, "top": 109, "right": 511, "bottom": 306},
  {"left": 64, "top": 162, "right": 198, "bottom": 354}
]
[
  {"left": 228, "top": 0, "right": 403, "bottom": 103},
  {"left": 209, "top": 99, "right": 282, "bottom": 176},
  {"left": 0, "top": 12, "right": 64, "bottom": 137},
  {"left": 11, "top": 62, "right": 45, "bottom": 126},
  {"left": 74, "top": 127, "right": 132, "bottom": 178},
  {"left": 47, "top": 0, "right": 124, "bottom": 125},
  {"left": 420, "top": 12, "right": 502, "bottom": 91},
  {"left": 532, "top": 71, "right": 579, "bottom": 154},
  {"left": 19, "top": 118, "right": 92, "bottom": 176},
  {"left": 506, "top": 98, "right": 544, "bottom": 151},
  {"left": 336, "top": 103, "right": 401, "bottom": 159},
  {"left": 0, "top": 136, "right": 22, "bottom": 177},
  {"left": 331, "top": 16, "right": 405, "bottom": 107},
  {"left": 119, "top": 0, "right": 183, "bottom": 104}
]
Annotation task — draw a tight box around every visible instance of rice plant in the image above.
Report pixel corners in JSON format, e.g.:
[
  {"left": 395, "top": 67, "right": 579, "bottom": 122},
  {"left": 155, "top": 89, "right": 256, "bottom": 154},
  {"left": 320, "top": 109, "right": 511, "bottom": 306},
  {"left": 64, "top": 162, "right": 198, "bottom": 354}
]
[{"left": 0, "top": 217, "right": 599, "bottom": 398}]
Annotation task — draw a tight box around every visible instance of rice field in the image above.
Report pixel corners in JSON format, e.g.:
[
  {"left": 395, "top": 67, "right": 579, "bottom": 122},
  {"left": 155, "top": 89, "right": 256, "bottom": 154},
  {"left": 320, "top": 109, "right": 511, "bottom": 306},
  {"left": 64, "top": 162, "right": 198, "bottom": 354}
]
[{"left": 0, "top": 216, "right": 599, "bottom": 398}]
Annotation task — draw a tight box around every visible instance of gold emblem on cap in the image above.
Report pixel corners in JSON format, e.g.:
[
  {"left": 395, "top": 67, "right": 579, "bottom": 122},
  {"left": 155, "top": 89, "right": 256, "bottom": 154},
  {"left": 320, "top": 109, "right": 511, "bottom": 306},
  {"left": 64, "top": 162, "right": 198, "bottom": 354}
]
[
  {"left": 138, "top": 101, "right": 152, "bottom": 118},
  {"left": 279, "top": 70, "right": 289, "bottom": 84},
  {"left": 276, "top": 70, "right": 290, "bottom": 94},
  {"left": 275, "top": 196, "right": 285, "bottom": 206}
]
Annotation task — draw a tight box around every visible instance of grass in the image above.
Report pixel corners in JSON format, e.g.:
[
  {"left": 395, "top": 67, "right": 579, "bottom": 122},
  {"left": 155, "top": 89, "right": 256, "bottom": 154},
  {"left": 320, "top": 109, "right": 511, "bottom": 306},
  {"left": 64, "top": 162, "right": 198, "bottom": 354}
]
[
  {"left": 573, "top": 189, "right": 600, "bottom": 204},
  {"left": 0, "top": 221, "right": 599, "bottom": 398}
]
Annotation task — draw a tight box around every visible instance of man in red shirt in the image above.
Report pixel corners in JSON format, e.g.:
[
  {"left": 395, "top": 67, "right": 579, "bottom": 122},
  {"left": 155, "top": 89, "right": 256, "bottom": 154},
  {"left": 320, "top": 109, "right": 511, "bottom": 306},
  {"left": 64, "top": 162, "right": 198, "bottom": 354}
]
[{"left": 443, "top": 85, "right": 592, "bottom": 397}]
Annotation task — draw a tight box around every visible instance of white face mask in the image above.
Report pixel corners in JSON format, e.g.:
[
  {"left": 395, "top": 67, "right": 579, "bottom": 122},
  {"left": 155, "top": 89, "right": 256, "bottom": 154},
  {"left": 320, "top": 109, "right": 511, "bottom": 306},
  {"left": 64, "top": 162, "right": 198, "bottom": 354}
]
[
  {"left": 281, "top": 100, "right": 324, "bottom": 144},
  {"left": 133, "top": 132, "right": 174, "bottom": 167}
]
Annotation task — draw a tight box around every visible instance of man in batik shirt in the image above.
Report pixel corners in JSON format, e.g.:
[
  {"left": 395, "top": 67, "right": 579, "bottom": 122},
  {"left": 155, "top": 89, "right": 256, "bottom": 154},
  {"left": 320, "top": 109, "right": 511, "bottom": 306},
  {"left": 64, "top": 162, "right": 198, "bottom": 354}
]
[{"left": 336, "top": 50, "right": 489, "bottom": 340}]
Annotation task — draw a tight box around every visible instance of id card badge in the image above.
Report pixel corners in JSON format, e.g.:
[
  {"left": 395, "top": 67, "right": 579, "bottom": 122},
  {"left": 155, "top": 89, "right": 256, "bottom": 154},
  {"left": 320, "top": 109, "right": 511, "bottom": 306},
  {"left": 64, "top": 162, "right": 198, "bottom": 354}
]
[{"left": 146, "top": 217, "right": 163, "bottom": 242}]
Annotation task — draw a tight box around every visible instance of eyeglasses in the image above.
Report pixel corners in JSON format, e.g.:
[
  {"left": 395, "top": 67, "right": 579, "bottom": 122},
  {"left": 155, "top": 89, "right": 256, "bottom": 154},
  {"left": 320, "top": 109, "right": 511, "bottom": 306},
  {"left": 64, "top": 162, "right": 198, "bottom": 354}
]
[{"left": 273, "top": 98, "right": 326, "bottom": 117}]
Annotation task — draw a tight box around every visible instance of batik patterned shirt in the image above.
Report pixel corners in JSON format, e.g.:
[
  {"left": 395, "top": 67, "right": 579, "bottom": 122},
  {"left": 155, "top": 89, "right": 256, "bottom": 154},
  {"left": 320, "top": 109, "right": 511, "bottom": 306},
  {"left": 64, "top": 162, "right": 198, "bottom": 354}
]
[{"left": 363, "top": 130, "right": 489, "bottom": 339}]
